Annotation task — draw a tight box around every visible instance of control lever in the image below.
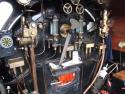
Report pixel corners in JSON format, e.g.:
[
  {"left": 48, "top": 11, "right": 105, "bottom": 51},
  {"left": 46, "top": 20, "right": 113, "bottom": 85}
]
[
  {"left": 59, "top": 33, "right": 71, "bottom": 64},
  {"left": 49, "top": 51, "right": 82, "bottom": 70}
]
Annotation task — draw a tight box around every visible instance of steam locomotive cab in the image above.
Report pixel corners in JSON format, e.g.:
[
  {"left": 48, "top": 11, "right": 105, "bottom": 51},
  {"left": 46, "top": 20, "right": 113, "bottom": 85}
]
[{"left": 0, "top": 0, "right": 124, "bottom": 94}]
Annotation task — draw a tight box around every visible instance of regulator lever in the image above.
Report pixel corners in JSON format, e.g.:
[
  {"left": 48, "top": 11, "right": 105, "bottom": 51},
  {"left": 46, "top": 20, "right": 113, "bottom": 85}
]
[{"left": 59, "top": 33, "right": 71, "bottom": 65}]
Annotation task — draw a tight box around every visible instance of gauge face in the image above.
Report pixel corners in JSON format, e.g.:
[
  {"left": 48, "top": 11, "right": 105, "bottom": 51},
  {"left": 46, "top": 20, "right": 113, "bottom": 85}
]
[
  {"left": 0, "top": 35, "right": 13, "bottom": 48},
  {"left": 17, "top": 0, "right": 31, "bottom": 6}
]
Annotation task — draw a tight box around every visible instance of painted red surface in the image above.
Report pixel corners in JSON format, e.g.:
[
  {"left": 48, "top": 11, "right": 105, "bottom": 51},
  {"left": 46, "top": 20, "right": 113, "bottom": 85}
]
[
  {"left": 110, "top": 18, "right": 125, "bottom": 52},
  {"left": 110, "top": 0, "right": 125, "bottom": 52}
]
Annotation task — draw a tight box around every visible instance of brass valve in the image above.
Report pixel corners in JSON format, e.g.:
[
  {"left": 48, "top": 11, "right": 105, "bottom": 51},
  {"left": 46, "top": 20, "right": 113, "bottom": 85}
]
[{"left": 18, "top": 21, "right": 38, "bottom": 45}]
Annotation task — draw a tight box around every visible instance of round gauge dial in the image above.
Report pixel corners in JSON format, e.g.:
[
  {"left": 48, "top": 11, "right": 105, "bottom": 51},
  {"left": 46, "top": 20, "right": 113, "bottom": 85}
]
[{"left": 0, "top": 35, "right": 13, "bottom": 48}]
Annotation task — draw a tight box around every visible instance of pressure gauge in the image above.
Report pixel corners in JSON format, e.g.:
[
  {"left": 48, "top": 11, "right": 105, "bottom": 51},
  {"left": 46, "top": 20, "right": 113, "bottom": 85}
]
[
  {"left": 0, "top": 35, "right": 13, "bottom": 48},
  {"left": 17, "top": 0, "right": 31, "bottom": 6}
]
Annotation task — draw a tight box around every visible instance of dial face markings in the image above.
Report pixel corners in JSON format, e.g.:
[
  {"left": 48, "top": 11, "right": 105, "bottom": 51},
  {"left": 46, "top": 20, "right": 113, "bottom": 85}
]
[
  {"left": 63, "top": 3, "right": 72, "bottom": 14},
  {"left": 0, "top": 35, "right": 13, "bottom": 48}
]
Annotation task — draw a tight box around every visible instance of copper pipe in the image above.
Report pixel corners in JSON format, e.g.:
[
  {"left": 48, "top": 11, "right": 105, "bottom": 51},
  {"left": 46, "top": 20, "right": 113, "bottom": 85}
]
[
  {"left": 29, "top": 46, "right": 39, "bottom": 93},
  {"left": 83, "top": 43, "right": 106, "bottom": 94}
]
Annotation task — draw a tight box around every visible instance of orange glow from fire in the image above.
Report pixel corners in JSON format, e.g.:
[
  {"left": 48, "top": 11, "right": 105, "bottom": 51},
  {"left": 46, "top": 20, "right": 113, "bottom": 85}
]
[{"left": 58, "top": 72, "right": 76, "bottom": 86}]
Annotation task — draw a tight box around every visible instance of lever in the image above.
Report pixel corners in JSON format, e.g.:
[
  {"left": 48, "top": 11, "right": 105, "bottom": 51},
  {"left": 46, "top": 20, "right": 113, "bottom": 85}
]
[{"left": 59, "top": 33, "right": 71, "bottom": 64}]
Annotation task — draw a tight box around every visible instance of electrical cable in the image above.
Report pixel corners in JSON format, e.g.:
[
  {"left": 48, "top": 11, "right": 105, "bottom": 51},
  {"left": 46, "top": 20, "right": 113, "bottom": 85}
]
[
  {"left": 35, "top": 38, "right": 45, "bottom": 56},
  {"left": 16, "top": 74, "right": 24, "bottom": 93},
  {"left": 35, "top": 45, "right": 45, "bottom": 56},
  {"left": 5, "top": 69, "right": 29, "bottom": 85},
  {"left": 46, "top": 52, "right": 56, "bottom": 60},
  {"left": 22, "top": 71, "right": 27, "bottom": 91},
  {"left": 15, "top": 73, "right": 24, "bottom": 94},
  {"left": 18, "top": 63, "right": 27, "bottom": 92},
  {"left": 17, "top": 80, "right": 24, "bottom": 94}
]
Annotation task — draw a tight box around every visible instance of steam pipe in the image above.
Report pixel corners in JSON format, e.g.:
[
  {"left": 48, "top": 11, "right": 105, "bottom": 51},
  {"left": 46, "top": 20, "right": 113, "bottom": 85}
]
[
  {"left": 83, "top": 42, "right": 106, "bottom": 94},
  {"left": 30, "top": 45, "right": 39, "bottom": 93}
]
